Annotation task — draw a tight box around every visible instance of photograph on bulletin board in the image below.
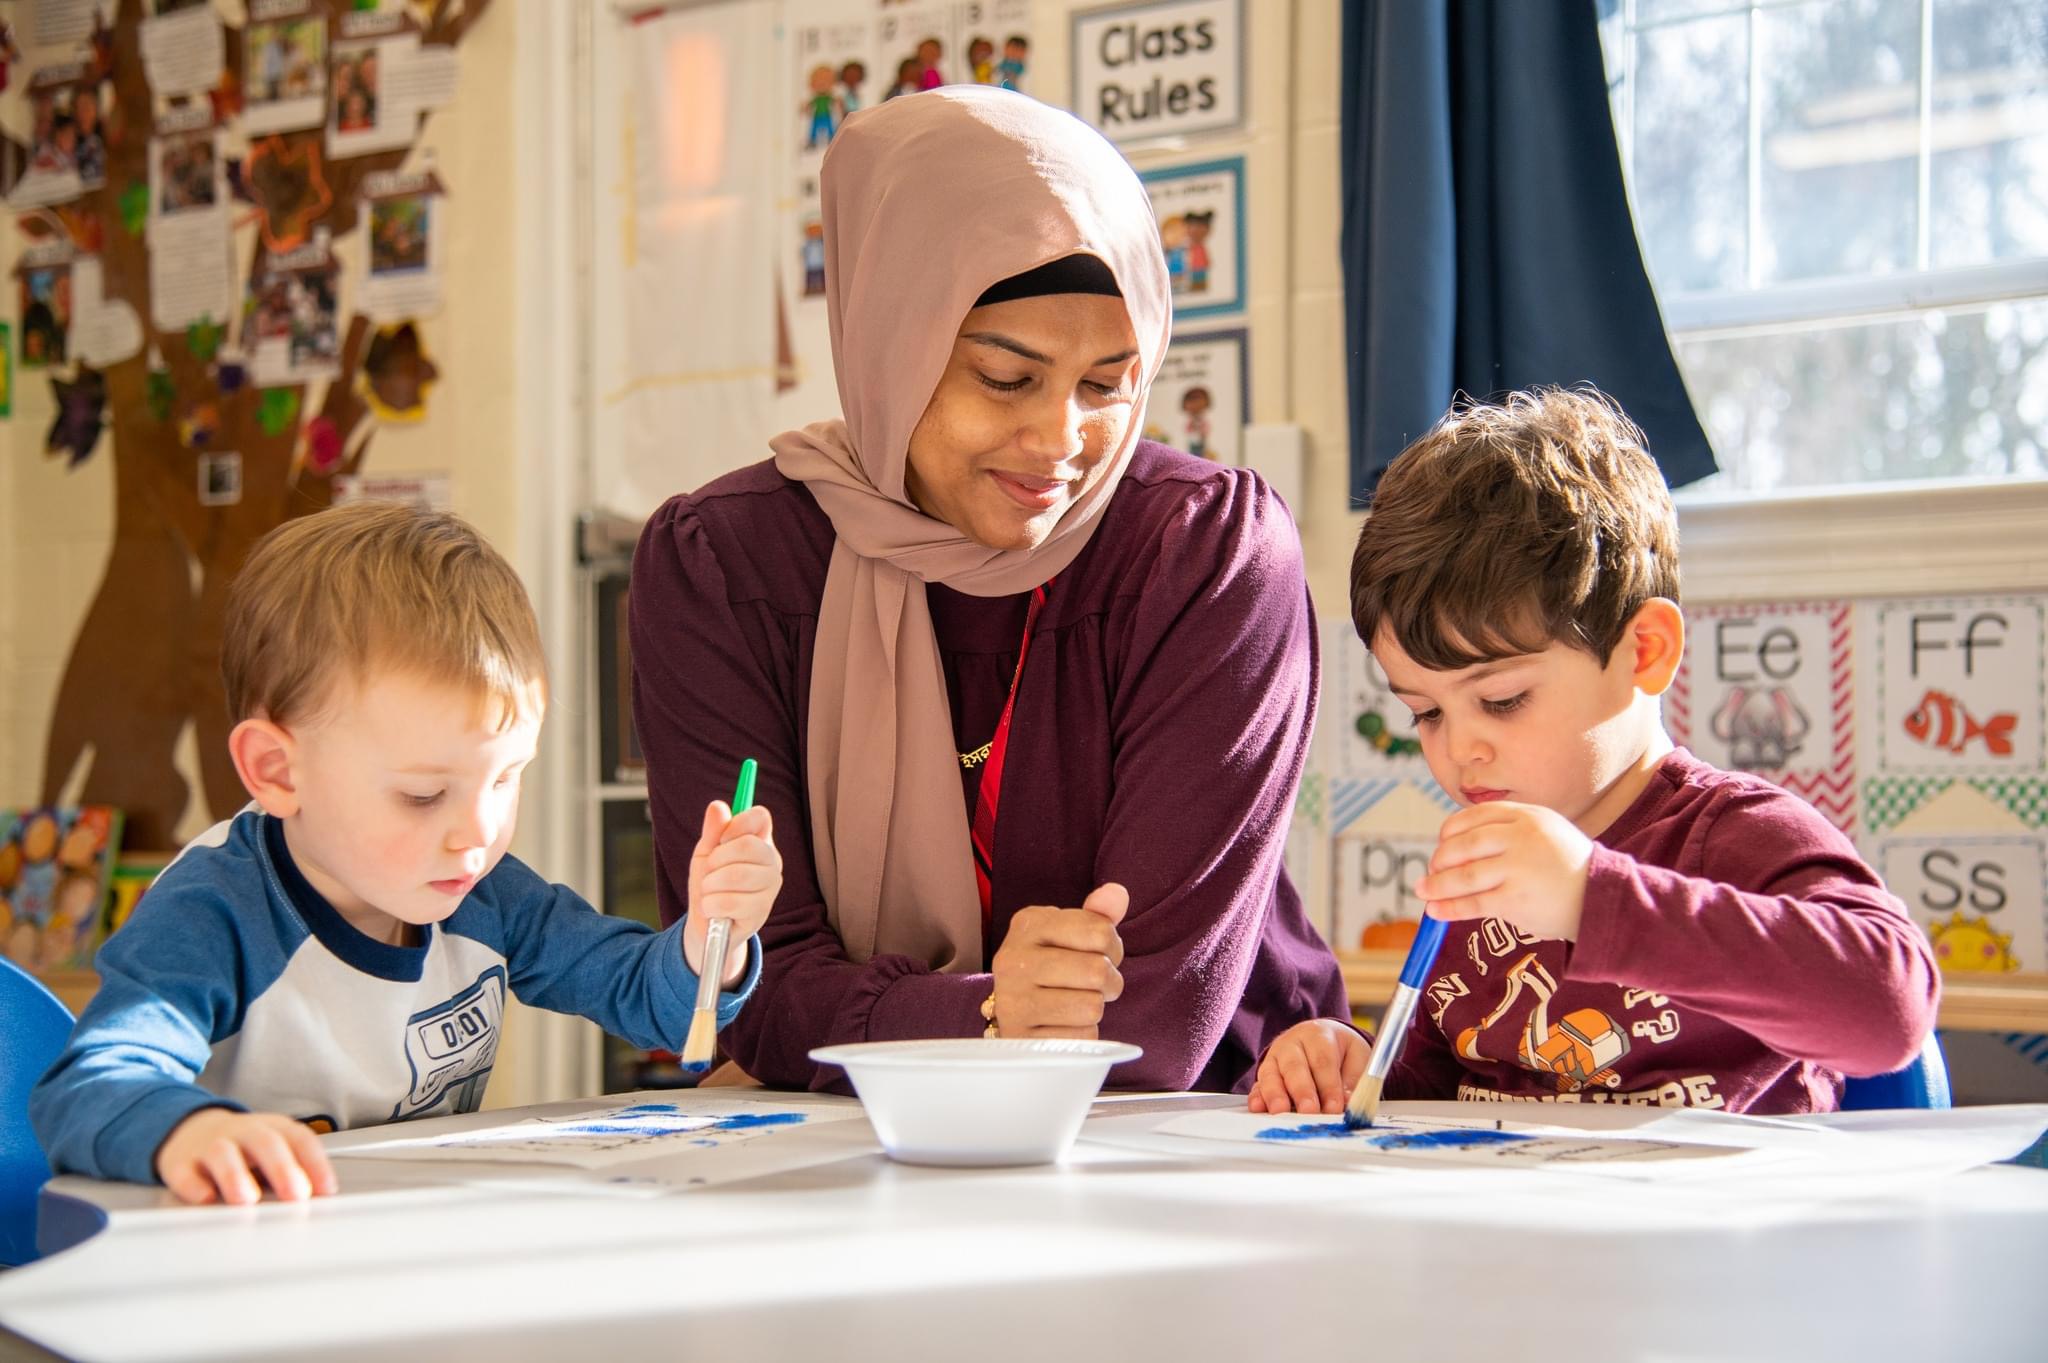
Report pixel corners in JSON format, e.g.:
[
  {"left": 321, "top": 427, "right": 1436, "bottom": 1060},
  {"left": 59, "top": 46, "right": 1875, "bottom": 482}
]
[
  {"left": 17, "top": 252, "right": 71, "bottom": 368},
  {"left": 243, "top": 4, "right": 328, "bottom": 136},
  {"left": 243, "top": 245, "right": 341, "bottom": 385},
  {"left": 1142, "top": 326, "right": 1247, "bottom": 465},
  {"left": 11, "top": 63, "right": 110, "bottom": 207},
  {"left": 1139, "top": 155, "right": 1244, "bottom": 319}
]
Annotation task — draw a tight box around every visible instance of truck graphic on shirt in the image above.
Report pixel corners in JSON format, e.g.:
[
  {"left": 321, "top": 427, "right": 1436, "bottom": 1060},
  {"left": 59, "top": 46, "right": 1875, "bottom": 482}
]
[
  {"left": 1453, "top": 953, "right": 1628, "bottom": 1090},
  {"left": 393, "top": 967, "right": 507, "bottom": 1119}
]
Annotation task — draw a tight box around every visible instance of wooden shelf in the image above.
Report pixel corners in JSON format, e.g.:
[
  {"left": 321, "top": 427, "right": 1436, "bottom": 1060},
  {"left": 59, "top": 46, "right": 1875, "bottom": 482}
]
[
  {"left": 1336, "top": 950, "right": 2048, "bottom": 1035},
  {"left": 1929, "top": 976, "right": 2048, "bottom": 1033}
]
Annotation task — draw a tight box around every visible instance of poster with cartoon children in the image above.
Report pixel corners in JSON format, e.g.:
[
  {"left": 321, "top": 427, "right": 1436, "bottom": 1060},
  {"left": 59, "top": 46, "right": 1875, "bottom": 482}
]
[
  {"left": 790, "top": 6, "right": 871, "bottom": 158},
  {"left": 1140, "top": 327, "right": 1246, "bottom": 466},
  {"left": 1140, "top": 157, "right": 1244, "bottom": 318},
  {"left": 877, "top": 3, "right": 957, "bottom": 100},
  {"left": 798, "top": 215, "right": 827, "bottom": 298},
  {"left": 957, "top": 0, "right": 1032, "bottom": 90}
]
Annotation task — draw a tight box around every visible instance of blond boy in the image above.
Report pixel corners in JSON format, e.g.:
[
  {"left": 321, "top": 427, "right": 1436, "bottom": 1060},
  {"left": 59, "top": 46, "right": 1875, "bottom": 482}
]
[{"left": 33, "top": 503, "right": 780, "bottom": 1203}]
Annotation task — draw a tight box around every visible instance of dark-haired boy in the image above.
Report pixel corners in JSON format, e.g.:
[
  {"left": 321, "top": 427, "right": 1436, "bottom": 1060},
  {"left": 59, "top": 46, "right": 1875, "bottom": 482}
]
[{"left": 1253, "top": 388, "right": 1937, "bottom": 1116}]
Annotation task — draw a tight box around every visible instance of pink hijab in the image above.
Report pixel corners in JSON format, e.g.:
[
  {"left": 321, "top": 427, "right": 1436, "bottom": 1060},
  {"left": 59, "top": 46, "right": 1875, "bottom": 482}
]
[{"left": 769, "top": 87, "right": 1172, "bottom": 973}]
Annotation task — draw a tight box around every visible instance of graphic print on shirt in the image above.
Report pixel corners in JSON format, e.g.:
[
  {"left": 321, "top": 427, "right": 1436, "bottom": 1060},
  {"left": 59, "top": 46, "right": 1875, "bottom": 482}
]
[
  {"left": 1424, "top": 971, "right": 1470, "bottom": 1029},
  {"left": 1623, "top": 988, "right": 1681, "bottom": 1044},
  {"left": 393, "top": 966, "right": 507, "bottom": 1119},
  {"left": 1466, "top": 917, "right": 1540, "bottom": 977},
  {"left": 1433, "top": 920, "right": 1725, "bottom": 1104},
  {"left": 1452, "top": 953, "right": 1629, "bottom": 1091}
]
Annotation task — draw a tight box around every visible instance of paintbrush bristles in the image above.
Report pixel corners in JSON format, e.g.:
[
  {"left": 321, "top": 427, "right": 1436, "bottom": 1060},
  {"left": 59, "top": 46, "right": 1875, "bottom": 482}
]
[
  {"left": 680, "top": 1009, "right": 718, "bottom": 1071},
  {"left": 1343, "top": 1072, "right": 1386, "bottom": 1129}
]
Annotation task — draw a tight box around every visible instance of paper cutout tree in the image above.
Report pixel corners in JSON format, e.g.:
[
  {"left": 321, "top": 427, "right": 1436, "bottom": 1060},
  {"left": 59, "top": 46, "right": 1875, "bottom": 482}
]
[{"left": 24, "top": 0, "right": 491, "bottom": 848}]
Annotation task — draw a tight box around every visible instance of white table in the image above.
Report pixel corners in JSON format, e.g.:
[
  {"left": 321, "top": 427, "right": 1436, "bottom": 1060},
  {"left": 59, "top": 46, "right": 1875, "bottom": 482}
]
[{"left": 3, "top": 1094, "right": 2046, "bottom": 1363}]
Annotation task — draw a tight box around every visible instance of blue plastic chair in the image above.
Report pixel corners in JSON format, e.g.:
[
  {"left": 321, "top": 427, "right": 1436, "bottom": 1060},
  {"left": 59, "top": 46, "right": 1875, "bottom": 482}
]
[
  {"left": 1, "top": 956, "right": 75, "bottom": 1267},
  {"left": 1840, "top": 1032, "right": 1951, "bottom": 1111}
]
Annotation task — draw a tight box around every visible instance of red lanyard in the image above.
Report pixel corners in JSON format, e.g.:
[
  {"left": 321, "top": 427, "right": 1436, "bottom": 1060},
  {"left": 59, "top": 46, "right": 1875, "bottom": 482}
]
[{"left": 970, "top": 580, "right": 1050, "bottom": 951}]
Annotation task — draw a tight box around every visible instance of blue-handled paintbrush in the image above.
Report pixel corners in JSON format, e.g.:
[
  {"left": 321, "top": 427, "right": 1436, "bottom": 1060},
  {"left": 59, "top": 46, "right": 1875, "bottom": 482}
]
[{"left": 1344, "top": 913, "right": 1449, "bottom": 1128}]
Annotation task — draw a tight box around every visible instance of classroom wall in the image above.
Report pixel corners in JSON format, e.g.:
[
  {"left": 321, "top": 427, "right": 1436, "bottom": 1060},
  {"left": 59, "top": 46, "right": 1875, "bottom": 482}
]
[
  {"left": 1, "top": 8, "right": 521, "bottom": 844},
  {"left": 1032, "top": 0, "right": 1354, "bottom": 611},
  {"left": 0, "top": 3, "right": 575, "bottom": 1109}
]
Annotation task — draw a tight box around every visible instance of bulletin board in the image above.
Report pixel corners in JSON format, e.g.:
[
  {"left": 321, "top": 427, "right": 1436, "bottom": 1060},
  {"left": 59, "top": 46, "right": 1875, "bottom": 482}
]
[
  {"left": 7, "top": 0, "right": 492, "bottom": 849},
  {"left": 1308, "top": 593, "right": 2048, "bottom": 1041}
]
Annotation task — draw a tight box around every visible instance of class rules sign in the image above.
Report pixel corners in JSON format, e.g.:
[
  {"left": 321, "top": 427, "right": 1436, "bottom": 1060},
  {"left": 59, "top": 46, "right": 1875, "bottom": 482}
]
[{"left": 1071, "top": 0, "right": 1244, "bottom": 145}]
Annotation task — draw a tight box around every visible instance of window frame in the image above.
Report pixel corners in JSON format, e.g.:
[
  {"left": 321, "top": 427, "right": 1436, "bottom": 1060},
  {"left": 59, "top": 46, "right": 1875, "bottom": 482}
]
[{"left": 1607, "top": 0, "right": 2048, "bottom": 600}]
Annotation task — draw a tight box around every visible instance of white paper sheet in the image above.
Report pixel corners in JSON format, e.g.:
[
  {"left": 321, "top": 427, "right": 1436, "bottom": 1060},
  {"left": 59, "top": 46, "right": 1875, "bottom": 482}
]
[
  {"left": 69, "top": 256, "right": 142, "bottom": 366},
  {"left": 31, "top": 0, "right": 110, "bottom": 47},
  {"left": 141, "top": 6, "right": 225, "bottom": 97},
  {"left": 1161, "top": 1110, "right": 1753, "bottom": 1171},
  {"left": 330, "top": 1098, "right": 863, "bottom": 1170},
  {"left": 1126, "top": 1101, "right": 2048, "bottom": 1187}
]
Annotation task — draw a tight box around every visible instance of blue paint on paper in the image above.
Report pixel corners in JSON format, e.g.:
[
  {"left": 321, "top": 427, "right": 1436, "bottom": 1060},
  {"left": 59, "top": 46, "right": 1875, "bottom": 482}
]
[
  {"left": 1255, "top": 1122, "right": 1535, "bottom": 1151},
  {"left": 546, "top": 1109, "right": 807, "bottom": 1139},
  {"left": 1365, "top": 1129, "right": 1534, "bottom": 1151},
  {"left": 555, "top": 1120, "right": 704, "bottom": 1136},
  {"left": 1255, "top": 1122, "right": 1357, "bottom": 1141},
  {"left": 705, "top": 1112, "right": 805, "bottom": 1132}
]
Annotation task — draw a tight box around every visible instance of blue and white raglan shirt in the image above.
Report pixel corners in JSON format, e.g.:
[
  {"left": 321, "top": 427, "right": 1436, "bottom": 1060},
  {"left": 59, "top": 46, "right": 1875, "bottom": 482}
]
[{"left": 31, "top": 808, "right": 760, "bottom": 1184}]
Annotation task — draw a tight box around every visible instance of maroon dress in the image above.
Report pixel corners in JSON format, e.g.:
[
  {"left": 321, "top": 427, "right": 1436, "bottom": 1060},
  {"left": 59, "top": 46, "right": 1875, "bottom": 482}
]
[{"left": 630, "top": 441, "right": 1348, "bottom": 1092}]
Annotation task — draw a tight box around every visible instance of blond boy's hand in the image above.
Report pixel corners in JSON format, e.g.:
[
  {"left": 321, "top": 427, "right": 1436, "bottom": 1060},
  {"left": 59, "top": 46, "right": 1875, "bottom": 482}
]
[
  {"left": 155, "top": 1108, "right": 338, "bottom": 1206},
  {"left": 1248, "top": 1019, "right": 1370, "bottom": 1115},
  {"left": 1415, "top": 801, "right": 1594, "bottom": 941},
  {"left": 685, "top": 801, "right": 782, "bottom": 987}
]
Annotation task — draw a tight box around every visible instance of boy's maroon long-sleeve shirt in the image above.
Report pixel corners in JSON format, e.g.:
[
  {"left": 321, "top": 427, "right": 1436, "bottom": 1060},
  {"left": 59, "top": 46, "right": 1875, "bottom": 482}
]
[{"left": 1388, "top": 749, "right": 1941, "bottom": 1114}]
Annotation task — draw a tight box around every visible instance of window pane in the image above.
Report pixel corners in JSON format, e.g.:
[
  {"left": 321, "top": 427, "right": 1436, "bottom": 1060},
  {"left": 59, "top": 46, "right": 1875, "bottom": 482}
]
[
  {"left": 1757, "top": 0, "right": 1921, "bottom": 283},
  {"left": 1632, "top": 14, "right": 1749, "bottom": 293},
  {"left": 1930, "top": 0, "right": 2048, "bottom": 267},
  {"left": 1674, "top": 299, "right": 2048, "bottom": 493},
  {"left": 1636, "top": 0, "right": 1751, "bottom": 26}
]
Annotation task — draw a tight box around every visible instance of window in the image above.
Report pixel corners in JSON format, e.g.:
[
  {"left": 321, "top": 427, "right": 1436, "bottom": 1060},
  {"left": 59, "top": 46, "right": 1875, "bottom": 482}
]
[{"left": 1603, "top": 0, "right": 2048, "bottom": 495}]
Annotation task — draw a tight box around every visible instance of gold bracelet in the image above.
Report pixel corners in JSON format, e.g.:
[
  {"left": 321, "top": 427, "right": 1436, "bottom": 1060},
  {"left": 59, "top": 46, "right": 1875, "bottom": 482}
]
[{"left": 980, "top": 991, "right": 998, "bottom": 1039}]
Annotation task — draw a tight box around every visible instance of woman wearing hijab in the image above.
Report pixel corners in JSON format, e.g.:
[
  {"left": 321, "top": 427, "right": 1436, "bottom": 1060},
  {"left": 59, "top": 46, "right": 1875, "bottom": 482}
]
[{"left": 631, "top": 87, "right": 1346, "bottom": 1093}]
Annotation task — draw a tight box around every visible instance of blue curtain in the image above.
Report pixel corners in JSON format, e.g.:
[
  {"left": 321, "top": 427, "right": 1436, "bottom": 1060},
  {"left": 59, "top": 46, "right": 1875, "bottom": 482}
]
[{"left": 1341, "top": 0, "right": 1717, "bottom": 501}]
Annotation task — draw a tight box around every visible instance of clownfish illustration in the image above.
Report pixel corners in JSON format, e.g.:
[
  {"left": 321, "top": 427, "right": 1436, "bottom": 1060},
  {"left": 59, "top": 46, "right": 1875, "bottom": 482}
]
[{"left": 1902, "top": 689, "right": 2016, "bottom": 758}]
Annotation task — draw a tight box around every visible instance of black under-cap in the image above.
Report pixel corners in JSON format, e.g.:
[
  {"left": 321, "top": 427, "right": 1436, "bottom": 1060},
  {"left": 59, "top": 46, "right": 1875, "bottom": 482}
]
[{"left": 973, "top": 253, "right": 1123, "bottom": 307}]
